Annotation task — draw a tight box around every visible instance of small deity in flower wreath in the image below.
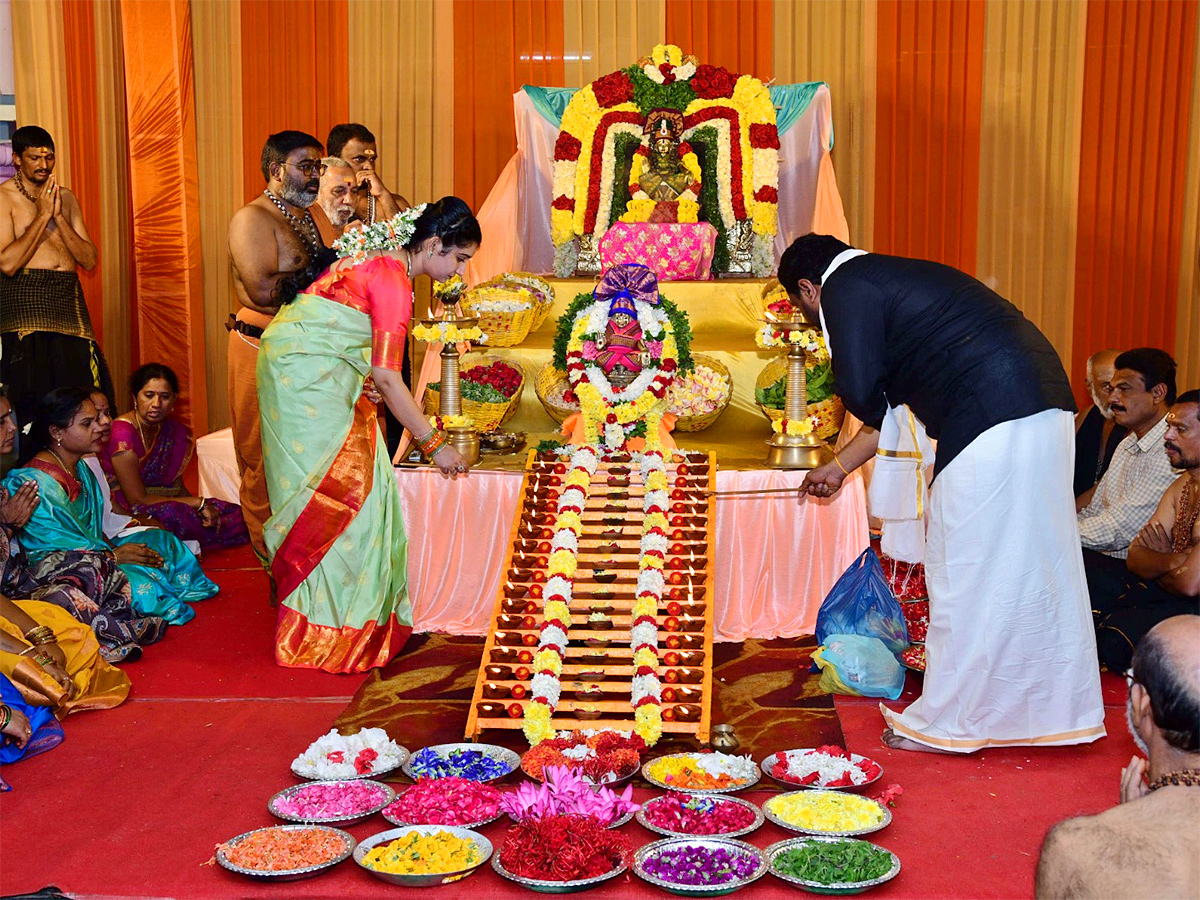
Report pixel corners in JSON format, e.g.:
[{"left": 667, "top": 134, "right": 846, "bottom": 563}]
[
  {"left": 595, "top": 292, "right": 651, "bottom": 388},
  {"left": 633, "top": 110, "right": 700, "bottom": 224}
]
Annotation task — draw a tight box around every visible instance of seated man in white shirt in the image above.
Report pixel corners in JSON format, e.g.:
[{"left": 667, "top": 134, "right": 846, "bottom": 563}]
[{"left": 1079, "top": 349, "right": 1181, "bottom": 634}]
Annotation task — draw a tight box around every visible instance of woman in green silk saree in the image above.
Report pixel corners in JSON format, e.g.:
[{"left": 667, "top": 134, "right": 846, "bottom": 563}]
[{"left": 258, "top": 198, "right": 479, "bottom": 673}]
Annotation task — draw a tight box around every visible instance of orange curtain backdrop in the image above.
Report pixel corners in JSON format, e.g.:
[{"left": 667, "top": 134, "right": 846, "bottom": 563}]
[
  {"left": 664, "top": 0, "right": 774, "bottom": 78},
  {"left": 119, "top": 0, "right": 208, "bottom": 432},
  {"left": 60, "top": 1, "right": 104, "bottom": 347},
  {"left": 452, "top": 0, "right": 566, "bottom": 212},
  {"left": 873, "top": 0, "right": 986, "bottom": 273},
  {"left": 1071, "top": 0, "right": 1198, "bottom": 401},
  {"left": 238, "top": 0, "right": 349, "bottom": 203}
]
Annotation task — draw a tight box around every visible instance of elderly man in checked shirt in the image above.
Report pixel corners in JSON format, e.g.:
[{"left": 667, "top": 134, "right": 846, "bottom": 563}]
[{"left": 1078, "top": 349, "right": 1181, "bottom": 620}]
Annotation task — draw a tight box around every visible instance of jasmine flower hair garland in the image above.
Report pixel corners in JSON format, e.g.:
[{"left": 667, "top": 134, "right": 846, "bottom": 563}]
[{"left": 333, "top": 203, "right": 428, "bottom": 267}]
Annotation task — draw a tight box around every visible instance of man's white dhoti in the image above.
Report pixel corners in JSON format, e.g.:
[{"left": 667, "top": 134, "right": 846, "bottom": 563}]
[{"left": 881, "top": 409, "right": 1106, "bottom": 751}]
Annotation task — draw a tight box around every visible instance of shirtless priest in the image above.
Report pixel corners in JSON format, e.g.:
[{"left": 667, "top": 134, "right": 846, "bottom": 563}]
[
  {"left": 0, "top": 125, "right": 110, "bottom": 428},
  {"left": 227, "top": 130, "right": 325, "bottom": 569}
]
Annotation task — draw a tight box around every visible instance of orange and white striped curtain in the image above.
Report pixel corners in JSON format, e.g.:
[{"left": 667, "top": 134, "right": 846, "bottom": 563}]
[{"left": 10, "top": 0, "right": 1200, "bottom": 432}]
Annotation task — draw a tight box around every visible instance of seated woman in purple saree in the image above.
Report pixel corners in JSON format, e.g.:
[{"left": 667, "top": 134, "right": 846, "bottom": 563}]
[{"left": 102, "top": 364, "right": 248, "bottom": 550}]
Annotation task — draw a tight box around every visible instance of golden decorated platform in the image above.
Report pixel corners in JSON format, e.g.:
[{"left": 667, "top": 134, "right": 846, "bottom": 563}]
[{"left": 413, "top": 278, "right": 778, "bottom": 470}]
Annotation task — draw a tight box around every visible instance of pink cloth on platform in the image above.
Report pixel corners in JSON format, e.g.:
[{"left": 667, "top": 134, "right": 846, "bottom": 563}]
[
  {"left": 391, "top": 464, "right": 869, "bottom": 639},
  {"left": 599, "top": 223, "right": 717, "bottom": 282}
]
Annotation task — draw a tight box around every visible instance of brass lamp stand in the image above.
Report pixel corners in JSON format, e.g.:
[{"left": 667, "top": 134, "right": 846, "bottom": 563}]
[
  {"left": 420, "top": 305, "right": 481, "bottom": 467},
  {"left": 763, "top": 309, "right": 833, "bottom": 470}
]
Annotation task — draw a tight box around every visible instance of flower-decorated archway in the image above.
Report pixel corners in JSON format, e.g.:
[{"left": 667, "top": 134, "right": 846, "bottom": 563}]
[{"left": 550, "top": 44, "right": 780, "bottom": 277}]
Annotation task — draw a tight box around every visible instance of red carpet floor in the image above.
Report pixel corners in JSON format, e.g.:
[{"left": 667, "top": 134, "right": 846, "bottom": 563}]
[{"left": 1, "top": 546, "right": 1133, "bottom": 900}]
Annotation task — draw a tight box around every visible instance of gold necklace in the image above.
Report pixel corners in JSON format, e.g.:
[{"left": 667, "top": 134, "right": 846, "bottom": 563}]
[
  {"left": 45, "top": 447, "right": 79, "bottom": 484},
  {"left": 134, "top": 411, "right": 159, "bottom": 450}
]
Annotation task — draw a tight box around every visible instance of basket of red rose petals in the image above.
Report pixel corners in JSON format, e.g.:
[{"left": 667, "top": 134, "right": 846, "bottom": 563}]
[{"left": 426, "top": 353, "right": 525, "bottom": 433}]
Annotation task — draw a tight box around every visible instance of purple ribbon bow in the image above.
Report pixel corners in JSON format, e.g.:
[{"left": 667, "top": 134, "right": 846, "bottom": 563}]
[{"left": 594, "top": 262, "right": 660, "bottom": 310}]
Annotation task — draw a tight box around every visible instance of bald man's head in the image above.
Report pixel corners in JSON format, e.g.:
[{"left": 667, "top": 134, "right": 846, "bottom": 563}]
[
  {"left": 1132, "top": 615, "right": 1200, "bottom": 753},
  {"left": 1086, "top": 349, "right": 1122, "bottom": 415}
]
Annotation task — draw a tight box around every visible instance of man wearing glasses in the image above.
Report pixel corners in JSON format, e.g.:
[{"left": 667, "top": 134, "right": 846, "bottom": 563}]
[
  {"left": 1074, "top": 349, "right": 1128, "bottom": 500},
  {"left": 227, "top": 131, "right": 325, "bottom": 579},
  {"left": 1036, "top": 615, "right": 1200, "bottom": 899}
]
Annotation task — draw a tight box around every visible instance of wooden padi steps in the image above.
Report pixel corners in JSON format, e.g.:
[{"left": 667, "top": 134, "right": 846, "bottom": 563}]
[{"left": 465, "top": 449, "right": 716, "bottom": 745}]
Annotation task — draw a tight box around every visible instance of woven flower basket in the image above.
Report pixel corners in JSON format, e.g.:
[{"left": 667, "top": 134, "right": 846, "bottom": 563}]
[
  {"left": 425, "top": 353, "right": 525, "bottom": 433},
  {"left": 534, "top": 363, "right": 579, "bottom": 425},
  {"left": 461, "top": 274, "right": 555, "bottom": 348},
  {"left": 754, "top": 356, "right": 846, "bottom": 440},
  {"left": 669, "top": 354, "right": 733, "bottom": 433}
]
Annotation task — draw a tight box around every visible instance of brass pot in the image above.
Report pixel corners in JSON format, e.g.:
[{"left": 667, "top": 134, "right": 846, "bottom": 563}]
[{"left": 446, "top": 426, "right": 480, "bottom": 467}]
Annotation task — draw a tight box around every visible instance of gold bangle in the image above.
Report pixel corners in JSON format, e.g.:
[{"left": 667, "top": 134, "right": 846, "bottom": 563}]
[
  {"left": 18, "top": 644, "right": 38, "bottom": 657},
  {"left": 833, "top": 454, "right": 851, "bottom": 476}
]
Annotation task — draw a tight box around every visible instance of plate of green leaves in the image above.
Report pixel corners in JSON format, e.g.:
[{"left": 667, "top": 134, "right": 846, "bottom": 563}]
[{"left": 766, "top": 836, "right": 899, "bottom": 894}]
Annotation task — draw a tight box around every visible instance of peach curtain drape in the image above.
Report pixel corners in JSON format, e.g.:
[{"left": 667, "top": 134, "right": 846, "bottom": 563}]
[
  {"left": 1071, "top": 0, "right": 1197, "bottom": 401},
  {"left": 192, "top": 0, "right": 243, "bottom": 432},
  {"left": 975, "top": 0, "right": 1088, "bottom": 374},
  {"left": 119, "top": 0, "right": 208, "bottom": 430},
  {"left": 348, "top": 0, "right": 456, "bottom": 205},
  {"left": 772, "top": 0, "right": 877, "bottom": 247}
]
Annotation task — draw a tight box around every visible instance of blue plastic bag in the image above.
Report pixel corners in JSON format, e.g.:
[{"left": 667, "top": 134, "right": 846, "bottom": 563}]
[
  {"left": 816, "top": 549, "right": 909, "bottom": 653},
  {"left": 812, "top": 634, "right": 906, "bottom": 699}
]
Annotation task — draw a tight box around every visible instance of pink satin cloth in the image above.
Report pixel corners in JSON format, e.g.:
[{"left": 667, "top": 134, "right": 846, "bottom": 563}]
[
  {"left": 599, "top": 223, "right": 717, "bottom": 282},
  {"left": 393, "top": 465, "right": 869, "bottom": 640},
  {"left": 197, "top": 428, "right": 871, "bottom": 638}
]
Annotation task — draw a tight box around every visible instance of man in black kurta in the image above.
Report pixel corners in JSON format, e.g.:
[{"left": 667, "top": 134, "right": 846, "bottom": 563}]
[{"left": 779, "top": 234, "right": 1105, "bottom": 753}]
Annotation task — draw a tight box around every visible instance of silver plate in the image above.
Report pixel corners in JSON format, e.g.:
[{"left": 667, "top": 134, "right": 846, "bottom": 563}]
[
  {"left": 633, "top": 836, "right": 767, "bottom": 896},
  {"left": 758, "top": 750, "right": 883, "bottom": 792},
  {"left": 269, "top": 779, "right": 395, "bottom": 825},
  {"left": 215, "top": 824, "right": 355, "bottom": 881},
  {"left": 491, "top": 851, "right": 628, "bottom": 893},
  {"left": 354, "top": 825, "right": 493, "bottom": 887},
  {"left": 402, "top": 742, "right": 521, "bottom": 783},
  {"left": 520, "top": 760, "right": 639, "bottom": 790},
  {"left": 641, "top": 753, "right": 761, "bottom": 794},
  {"left": 290, "top": 747, "right": 407, "bottom": 782},
  {"left": 635, "top": 793, "right": 764, "bottom": 839},
  {"left": 762, "top": 791, "right": 893, "bottom": 837},
  {"left": 765, "top": 836, "right": 901, "bottom": 894}
]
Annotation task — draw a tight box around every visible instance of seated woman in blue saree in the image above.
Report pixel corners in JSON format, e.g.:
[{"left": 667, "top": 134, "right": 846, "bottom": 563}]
[
  {"left": 259, "top": 198, "right": 477, "bottom": 673},
  {"left": 1, "top": 673, "right": 64, "bottom": 791},
  {"left": 2, "top": 388, "right": 218, "bottom": 625}
]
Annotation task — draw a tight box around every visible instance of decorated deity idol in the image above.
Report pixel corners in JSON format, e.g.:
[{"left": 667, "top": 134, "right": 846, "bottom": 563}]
[
  {"left": 622, "top": 109, "right": 702, "bottom": 225},
  {"left": 595, "top": 292, "right": 650, "bottom": 387}
]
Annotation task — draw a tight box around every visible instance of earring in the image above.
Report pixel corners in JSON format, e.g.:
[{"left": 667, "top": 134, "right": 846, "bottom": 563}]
[{"left": 428, "top": 250, "right": 433, "bottom": 257}]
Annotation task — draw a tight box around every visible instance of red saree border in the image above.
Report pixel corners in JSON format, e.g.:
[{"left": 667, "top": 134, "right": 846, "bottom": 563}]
[
  {"left": 26, "top": 458, "right": 82, "bottom": 502},
  {"left": 270, "top": 394, "right": 377, "bottom": 601},
  {"left": 275, "top": 606, "right": 411, "bottom": 674}
]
